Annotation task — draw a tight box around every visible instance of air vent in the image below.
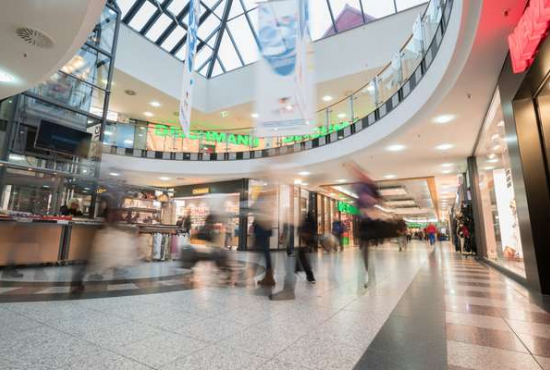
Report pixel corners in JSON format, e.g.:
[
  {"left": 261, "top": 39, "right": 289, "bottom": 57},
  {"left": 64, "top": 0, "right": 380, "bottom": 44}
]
[
  {"left": 125, "top": 89, "right": 136, "bottom": 96},
  {"left": 15, "top": 27, "right": 54, "bottom": 49}
]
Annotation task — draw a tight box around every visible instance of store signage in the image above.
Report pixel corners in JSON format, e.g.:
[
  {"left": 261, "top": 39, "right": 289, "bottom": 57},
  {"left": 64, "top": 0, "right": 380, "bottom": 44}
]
[
  {"left": 508, "top": 0, "right": 550, "bottom": 73},
  {"left": 337, "top": 201, "right": 359, "bottom": 215},
  {"left": 152, "top": 121, "right": 350, "bottom": 147},
  {"left": 192, "top": 187, "right": 209, "bottom": 195}
]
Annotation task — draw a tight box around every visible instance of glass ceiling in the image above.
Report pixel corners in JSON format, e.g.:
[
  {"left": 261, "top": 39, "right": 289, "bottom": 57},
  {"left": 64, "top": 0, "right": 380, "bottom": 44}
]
[{"left": 115, "top": 0, "right": 427, "bottom": 78}]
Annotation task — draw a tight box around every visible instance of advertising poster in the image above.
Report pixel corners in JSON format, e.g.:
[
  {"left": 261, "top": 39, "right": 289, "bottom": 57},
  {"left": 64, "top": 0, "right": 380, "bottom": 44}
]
[
  {"left": 255, "top": 0, "right": 316, "bottom": 137},
  {"left": 179, "top": 0, "right": 200, "bottom": 134}
]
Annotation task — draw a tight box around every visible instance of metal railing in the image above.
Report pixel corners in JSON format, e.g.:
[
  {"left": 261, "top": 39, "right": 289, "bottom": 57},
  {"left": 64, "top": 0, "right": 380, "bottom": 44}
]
[{"left": 105, "top": 0, "right": 453, "bottom": 161}]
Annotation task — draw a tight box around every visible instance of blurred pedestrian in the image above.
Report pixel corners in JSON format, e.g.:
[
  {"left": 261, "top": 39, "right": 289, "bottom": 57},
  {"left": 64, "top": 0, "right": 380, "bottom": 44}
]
[
  {"left": 427, "top": 223, "right": 437, "bottom": 245},
  {"left": 297, "top": 211, "right": 316, "bottom": 283}
]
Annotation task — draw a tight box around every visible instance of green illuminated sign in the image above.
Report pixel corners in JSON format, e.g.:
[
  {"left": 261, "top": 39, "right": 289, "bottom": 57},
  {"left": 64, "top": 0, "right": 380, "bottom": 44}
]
[
  {"left": 152, "top": 120, "right": 351, "bottom": 148},
  {"left": 337, "top": 201, "right": 359, "bottom": 215}
]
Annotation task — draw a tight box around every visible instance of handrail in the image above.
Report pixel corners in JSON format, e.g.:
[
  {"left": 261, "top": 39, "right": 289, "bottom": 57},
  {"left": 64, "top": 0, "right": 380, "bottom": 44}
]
[{"left": 104, "top": 0, "right": 453, "bottom": 160}]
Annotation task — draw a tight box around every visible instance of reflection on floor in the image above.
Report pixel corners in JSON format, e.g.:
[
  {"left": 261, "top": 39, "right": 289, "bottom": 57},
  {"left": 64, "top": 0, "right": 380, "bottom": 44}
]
[{"left": 0, "top": 241, "right": 548, "bottom": 370}]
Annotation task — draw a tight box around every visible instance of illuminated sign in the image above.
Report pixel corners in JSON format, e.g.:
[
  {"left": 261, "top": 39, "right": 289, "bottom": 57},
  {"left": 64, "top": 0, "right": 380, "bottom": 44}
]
[
  {"left": 152, "top": 121, "right": 351, "bottom": 147},
  {"left": 192, "top": 187, "right": 209, "bottom": 195},
  {"left": 508, "top": 0, "right": 550, "bottom": 73},
  {"left": 337, "top": 201, "right": 359, "bottom": 215}
]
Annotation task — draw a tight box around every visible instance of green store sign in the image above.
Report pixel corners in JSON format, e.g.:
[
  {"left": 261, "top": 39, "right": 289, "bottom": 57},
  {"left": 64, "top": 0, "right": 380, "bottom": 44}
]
[
  {"left": 337, "top": 201, "right": 359, "bottom": 215},
  {"left": 153, "top": 121, "right": 351, "bottom": 148}
]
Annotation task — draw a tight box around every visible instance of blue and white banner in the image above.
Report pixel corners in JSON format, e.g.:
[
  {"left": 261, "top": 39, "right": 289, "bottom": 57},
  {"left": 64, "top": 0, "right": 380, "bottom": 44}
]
[
  {"left": 255, "top": 0, "right": 316, "bottom": 137},
  {"left": 179, "top": 0, "right": 200, "bottom": 134}
]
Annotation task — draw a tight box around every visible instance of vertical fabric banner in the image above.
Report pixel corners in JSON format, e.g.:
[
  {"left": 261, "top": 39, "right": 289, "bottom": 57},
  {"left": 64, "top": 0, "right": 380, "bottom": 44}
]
[
  {"left": 255, "top": 0, "right": 316, "bottom": 137},
  {"left": 179, "top": 0, "right": 200, "bottom": 134}
]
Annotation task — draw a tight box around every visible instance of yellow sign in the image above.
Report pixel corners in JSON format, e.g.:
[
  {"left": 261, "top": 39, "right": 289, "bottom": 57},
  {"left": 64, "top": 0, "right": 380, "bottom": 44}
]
[{"left": 192, "top": 188, "right": 210, "bottom": 195}]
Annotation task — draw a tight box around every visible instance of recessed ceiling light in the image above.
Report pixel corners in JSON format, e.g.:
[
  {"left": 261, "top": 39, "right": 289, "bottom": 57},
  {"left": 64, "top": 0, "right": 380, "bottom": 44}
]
[
  {"left": 386, "top": 144, "right": 406, "bottom": 152},
  {"left": 124, "top": 89, "right": 136, "bottom": 96},
  {"left": 294, "top": 179, "right": 302, "bottom": 185},
  {"left": 9, "top": 154, "right": 24, "bottom": 161},
  {"left": 285, "top": 105, "right": 293, "bottom": 111},
  {"left": 442, "top": 170, "right": 453, "bottom": 174},
  {"left": 486, "top": 158, "right": 498, "bottom": 163},
  {"left": 82, "top": 169, "right": 88, "bottom": 173},
  {"left": 436, "top": 143, "right": 454, "bottom": 151},
  {"left": 0, "top": 71, "right": 15, "bottom": 83},
  {"left": 493, "top": 144, "right": 502, "bottom": 151},
  {"left": 144, "top": 112, "right": 154, "bottom": 117},
  {"left": 150, "top": 101, "right": 161, "bottom": 107},
  {"left": 322, "top": 95, "right": 333, "bottom": 102},
  {"left": 87, "top": 120, "right": 94, "bottom": 124},
  {"left": 365, "top": 85, "right": 375, "bottom": 92},
  {"left": 384, "top": 174, "right": 397, "bottom": 179},
  {"left": 298, "top": 171, "right": 311, "bottom": 176},
  {"left": 251, "top": 113, "right": 259, "bottom": 119},
  {"left": 337, "top": 113, "right": 346, "bottom": 118},
  {"left": 487, "top": 153, "right": 496, "bottom": 159},
  {"left": 433, "top": 114, "right": 456, "bottom": 124},
  {"left": 301, "top": 183, "right": 309, "bottom": 186},
  {"left": 442, "top": 163, "right": 453, "bottom": 167},
  {"left": 337, "top": 179, "right": 347, "bottom": 183},
  {"left": 109, "top": 172, "right": 120, "bottom": 177},
  {"left": 497, "top": 120, "right": 505, "bottom": 127},
  {"left": 159, "top": 176, "right": 171, "bottom": 181},
  {"left": 485, "top": 166, "right": 496, "bottom": 171}
]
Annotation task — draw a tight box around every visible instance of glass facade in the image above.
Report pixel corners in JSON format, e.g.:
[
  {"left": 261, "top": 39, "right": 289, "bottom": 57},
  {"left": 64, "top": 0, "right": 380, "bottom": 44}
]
[
  {"left": 476, "top": 90, "right": 525, "bottom": 277},
  {"left": 115, "top": 0, "right": 427, "bottom": 77}
]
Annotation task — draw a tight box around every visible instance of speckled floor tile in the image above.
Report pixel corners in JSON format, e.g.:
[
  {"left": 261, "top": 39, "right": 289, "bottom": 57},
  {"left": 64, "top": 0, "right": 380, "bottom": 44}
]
[
  {"left": 446, "top": 312, "right": 511, "bottom": 331},
  {"left": 174, "top": 316, "right": 247, "bottom": 343},
  {"left": 507, "top": 319, "right": 550, "bottom": 339}
]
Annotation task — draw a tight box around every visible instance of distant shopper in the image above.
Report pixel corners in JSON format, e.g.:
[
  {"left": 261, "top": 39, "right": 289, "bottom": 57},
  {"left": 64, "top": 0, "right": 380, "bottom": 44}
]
[
  {"left": 297, "top": 212, "right": 316, "bottom": 284},
  {"left": 61, "top": 199, "right": 83, "bottom": 217},
  {"left": 426, "top": 223, "right": 437, "bottom": 246},
  {"left": 397, "top": 219, "right": 407, "bottom": 252},
  {"left": 331, "top": 219, "right": 345, "bottom": 251}
]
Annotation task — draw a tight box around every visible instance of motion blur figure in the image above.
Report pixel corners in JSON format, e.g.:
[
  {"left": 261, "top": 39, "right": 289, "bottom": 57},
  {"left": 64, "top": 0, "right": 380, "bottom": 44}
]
[
  {"left": 270, "top": 211, "right": 316, "bottom": 301},
  {"left": 346, "top": 162, "right": 382, "bottom": 288},
  {"left": 252, "top": 187, "right": 277, "bottom": 287}
]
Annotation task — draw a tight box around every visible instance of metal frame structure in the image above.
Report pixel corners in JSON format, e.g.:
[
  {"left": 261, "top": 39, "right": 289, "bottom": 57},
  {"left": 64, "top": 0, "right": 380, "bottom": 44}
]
[{"left": 115, "top": 0, "right": 424, "bottom": 78}]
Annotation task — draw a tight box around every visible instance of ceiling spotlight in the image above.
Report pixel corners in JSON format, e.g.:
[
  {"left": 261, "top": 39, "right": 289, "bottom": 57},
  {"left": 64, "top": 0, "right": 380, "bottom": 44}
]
[
  {"left": 336, "top": 179, "right": 347, "bottom": 183},
  {"left": 487, "top": 158, "right": 498, "bottom": 163},
  {"left": 433, "top": 114, "right": 456, "bottom": 124},
  {"left": 124, "top": 89, "right": 136, "bottom": 96},
  {"left": 442, "top": 170, "right": 453, "bottom": 174},
  {"left": 487, "top": 153, "right": 496, "bottom": 159},
  {"left": 159, "top": 176, "right": 171, "bottom": 181},
  {"left": 384, "top": 174, "right": 397, "bottom": 179},
  {"left": 442, "top": 163, "right": 453, "bottom": 167},
  {"left": 485, "top": 166, "right": 496, "bottom": 171},
  {"left": 0, "top": 71, "right": 15, "bottom": 83},
  {"left": 144, "top": 112, "right": 154, "bottom": 117},
  {"left": 294, "top": 179, "right": 302, "bottom": 185},
  {"left": 322, "top": 95, "right": 333, "bottom": 102},
  {"left": 109, "top": 172, "right": 120, "bottom": 177},
  {"left": 386, "top": 144, "right": 406, "bottom": 152},
  {"left": 298, "top": 171, "right": 311, "bottom": 176},
  {"left": 150, "top": 101, "right": 161, "bottom": 107},
  {"left": 251, "top": 113, "right": 259, "bottom": 119},
  {"left": 436, "top": 143, "right": 454, "bottom": 151},
  {"left": 285, "top": 105, "right": 293, "bottom": 111},
  {"left": 301, "top": 183, "right": 309, "bottom": 186},
  {"left": 337, "top": 113, "right": 346, "bottom": 118},
  {"left": 497, "top": 120, "right": 505, "bottom": 127}
]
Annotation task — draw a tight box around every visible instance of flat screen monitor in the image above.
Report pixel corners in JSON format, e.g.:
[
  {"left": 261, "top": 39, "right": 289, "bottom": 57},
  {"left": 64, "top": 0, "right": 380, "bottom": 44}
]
[{"left": 35, "top": 120, "right": 92, "bottom": 158}]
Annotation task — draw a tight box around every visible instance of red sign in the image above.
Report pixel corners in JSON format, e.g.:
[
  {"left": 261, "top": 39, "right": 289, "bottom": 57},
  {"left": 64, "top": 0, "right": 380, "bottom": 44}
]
[{"left": 508, "top": 0, "right": 550, "bottom": 73}]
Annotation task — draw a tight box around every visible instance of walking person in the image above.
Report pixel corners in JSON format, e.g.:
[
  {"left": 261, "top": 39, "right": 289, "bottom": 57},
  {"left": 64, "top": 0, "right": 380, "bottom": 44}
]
[
  {"left": 426, "top": 222, "right": 438, "bottom": 246},
  {"left": 297, "top": 212, "right": 316, "bottom": 284},
  {"left": 397, "top": 219, "right": 408, "bottom": 252},
  {"left": 253, "top": 189, "right": 277, "bottom": 286},
  {"left": 331, "top": 218, "right": 345, "bottom": 252}
]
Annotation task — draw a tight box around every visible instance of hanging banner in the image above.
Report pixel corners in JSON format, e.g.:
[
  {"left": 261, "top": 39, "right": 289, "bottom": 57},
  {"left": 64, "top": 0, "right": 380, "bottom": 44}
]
[
  {"left": 255, "top": 0, "right": 316, "bottom": 137},
  {"left": 179, "top": 0, "right": 200, "bottom": 134}
]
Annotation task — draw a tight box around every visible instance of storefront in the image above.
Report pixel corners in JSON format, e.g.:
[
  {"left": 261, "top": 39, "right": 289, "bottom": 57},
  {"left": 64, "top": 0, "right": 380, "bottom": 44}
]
[{"left": 471, "top": 1, "right": 550, "bottom": 294}]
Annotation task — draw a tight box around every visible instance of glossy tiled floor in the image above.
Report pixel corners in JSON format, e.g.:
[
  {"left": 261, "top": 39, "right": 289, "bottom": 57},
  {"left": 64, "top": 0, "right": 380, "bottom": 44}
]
[{"left": 0, "top": 241, "right": 548, "bottom": 369}]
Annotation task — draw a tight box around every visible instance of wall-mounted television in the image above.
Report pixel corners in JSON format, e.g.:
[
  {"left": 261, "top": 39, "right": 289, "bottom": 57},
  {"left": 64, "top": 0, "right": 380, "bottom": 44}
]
[{"left": 35, "top": 120, "right": 92, "bottom": 158}]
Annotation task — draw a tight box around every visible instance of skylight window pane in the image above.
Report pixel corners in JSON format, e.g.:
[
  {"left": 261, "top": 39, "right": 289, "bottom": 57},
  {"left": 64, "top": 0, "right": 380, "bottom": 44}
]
[
  {"left": 229, "top": 0, "right": 245, "bottom": 19},
  {"left": 175, "top": 46, "right": 186, "bottom": 60},
  {"left": 211, "top": 60, "right": 224, "bottom": 77},
  {"left": 145, "top": 13, "right": 172, "bottom": 42},
  {"left": 201, "top": 0, "right": 220, "bottom": 8},
  {"left": 161, "top": 26, "right": 186, "bottom": 51},
  {"left": 327, "top": 0, "right": 365, "bottom": 33},
  {"left": 240, "top": 0, "right": 258, "bottom": 11},
  {"left": 117, "top": 0, "right": 137, "bottom": 18},
  {"left": 195, "top": 47, "right": 213, "bottom": 73},
  {"left": 167, "top": 0, "right": 189, "bottom": 15},
  {"left": 310, "top": 0, "right": 334, "bottom": 40},
  {"left": 395, "top": 0, "right": 427, "bottom": 11},
  {"left": 198, "top": 14, "right": 220, "bottom": 40},
  {"left": 217, "top": 31, "right": 242, "bottom": 71},
  {"left": 227, "top": 15, "right": 258, "bottom": 64},
  {"left": 128, "top": 1, "right": 156, "bottom": 31},
  {"left": 362, "top": 0, "right": 396, "bottom": 18}
]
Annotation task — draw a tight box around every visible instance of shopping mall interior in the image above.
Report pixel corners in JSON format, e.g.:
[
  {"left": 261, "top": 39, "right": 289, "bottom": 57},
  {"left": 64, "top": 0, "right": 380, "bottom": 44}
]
[{"left": 1, "top": 0, "right": 550, "bottom": 369}]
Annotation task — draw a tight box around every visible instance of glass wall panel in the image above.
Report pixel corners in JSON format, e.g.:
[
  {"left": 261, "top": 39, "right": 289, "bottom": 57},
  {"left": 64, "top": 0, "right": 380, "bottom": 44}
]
[{"left": 476, "top": 90, "right": 525, "bottom": 277}]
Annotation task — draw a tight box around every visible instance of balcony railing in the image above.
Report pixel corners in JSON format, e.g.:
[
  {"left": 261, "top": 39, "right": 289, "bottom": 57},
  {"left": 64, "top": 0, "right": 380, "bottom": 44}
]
[{"left": 104, "top": 0, "right": 453, "bottom": 162}]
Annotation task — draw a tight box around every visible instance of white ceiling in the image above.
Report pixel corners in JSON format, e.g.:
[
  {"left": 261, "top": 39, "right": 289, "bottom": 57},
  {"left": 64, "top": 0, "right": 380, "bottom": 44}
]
[{"left": 0, "top": 0, "right": 106, "bottom": 100}]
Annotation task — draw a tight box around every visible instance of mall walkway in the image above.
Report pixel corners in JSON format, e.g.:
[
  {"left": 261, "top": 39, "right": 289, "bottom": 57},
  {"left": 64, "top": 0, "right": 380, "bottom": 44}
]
[{"left": 0, "top": 242, "right": 549, "bottom": 369}]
